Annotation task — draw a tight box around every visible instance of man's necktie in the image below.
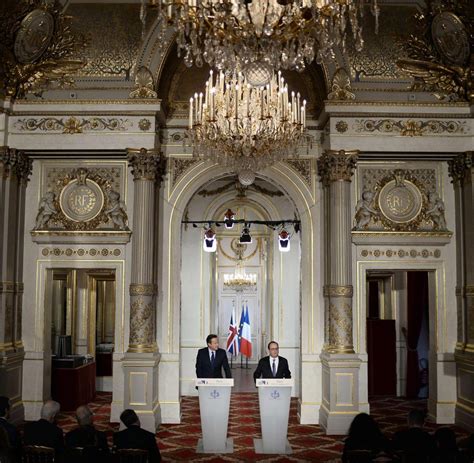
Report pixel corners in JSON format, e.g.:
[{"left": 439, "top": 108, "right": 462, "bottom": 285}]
[
  {"left": 211, "top": 351, "right": 215, "bottom": 367},
  {"left": 272, "top": 359, "right": 276, "bottom": 377}
]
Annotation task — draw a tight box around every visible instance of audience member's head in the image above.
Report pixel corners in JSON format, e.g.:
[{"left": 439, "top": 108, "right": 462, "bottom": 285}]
[
  {"left": 75, "top": 405, "right": 93, "bottom": 426},
  {"left": 0, "top": 397, "right": 10, "bottom": 419},
  {"left": 40, "top": 400, "right": 60, "bottom": 423},
  {"left": 434, "top": 427, "right": 457, "bottom": 452},
  {"left": 120, "top": 409, "right": 140, "bottom": 428},
  {"left": 407, "top": 409, "right": 425, "bottom": 428},
  {"left": 348, "top": 413, "right": 383, "bottom": 443}
]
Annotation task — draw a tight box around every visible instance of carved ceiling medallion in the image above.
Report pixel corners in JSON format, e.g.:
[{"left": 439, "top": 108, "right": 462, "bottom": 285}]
[
  {"left": 431, "top": 12, "right": 470, "bottom": 66},
  {"left": 14, "top": 9, "right": 55, "bottom": 64}
]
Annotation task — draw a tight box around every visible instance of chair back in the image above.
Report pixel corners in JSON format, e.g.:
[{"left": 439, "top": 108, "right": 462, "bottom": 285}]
[
  {"left": 346, "top": 449, "right": 376, "bottom": 463},
  {"left": 116, "top": 448, "right": 149, "bottom": 463},
  {"left": 23, "top": 445, "right": 55, "bottom": 463}
]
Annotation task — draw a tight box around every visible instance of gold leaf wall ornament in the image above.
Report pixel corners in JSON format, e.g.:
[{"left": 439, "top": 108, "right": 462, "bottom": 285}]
[
  {"left": 0, "top": 0, "right": 87, "bottom": 99},
  {"left": 129, "top": 66, "right": 158, "bottom": 99},
  {"left": 327, "top": 68, "right": 355, "bottom": 101},
  {"left": 396, "top": 1, "right": 473, "bottom": 101},
  {"left": 14, "top": 117, "right": 132, "bottom": 134}
]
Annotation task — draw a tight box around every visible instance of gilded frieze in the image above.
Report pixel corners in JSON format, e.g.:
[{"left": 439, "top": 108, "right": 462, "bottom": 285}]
[
  {"left": 360, "top": 248, "right": 441, "bottom": 259},
  {"left": 353, "top": 119, "right": 467, "bottom": 136},
  {"left": 14, "top": 117, "right": 132, "bottom": 134},
  {"left": 41, "top": 247, "right": 122, "bottom": 257}
]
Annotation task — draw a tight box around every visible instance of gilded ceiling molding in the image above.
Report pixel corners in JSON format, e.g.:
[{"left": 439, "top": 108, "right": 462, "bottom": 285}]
[
  {"left": 129, "top": 66, "right": 158, "bottom": 99},
  {"left": 396, "top": 0, "right": 473, "bottom": 102},
  {"left": 0, "top": 0, "right": 86, "bottom": 99},
  {"left": 127, "top": 148, "right": 167, "bottom": 183},
  {"left": 327, "top": 68, "right": 355, "bottom": 101},
  {"left": 317, "top": 149, "right": 359, "bottom": 185}
]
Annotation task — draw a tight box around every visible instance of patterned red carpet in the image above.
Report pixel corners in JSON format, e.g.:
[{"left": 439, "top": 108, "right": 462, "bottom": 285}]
[{"left": 55, "top": 392, "right": 469, "bottom": 462}]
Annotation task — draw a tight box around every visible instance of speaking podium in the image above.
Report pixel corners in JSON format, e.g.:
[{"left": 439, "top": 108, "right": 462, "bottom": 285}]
[
  {"left": 254, "top": 378, "right": 293, "bottom": 454},
  {"left": 195, "top": 378, "right": 234, "bottom": 453}
]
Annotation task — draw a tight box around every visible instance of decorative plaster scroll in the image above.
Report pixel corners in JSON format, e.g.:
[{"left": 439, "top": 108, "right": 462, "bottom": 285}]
[
  {"left": 353, "top": 119, "right": 468, "bottom": 136},
  {"left": 129, "top": 66, "right": 157, "bottom": 99},
  {"left": 171, "top": 158, "right": 200, "bottom": 188},
  {"left": 327, "top": 68, "right": 355, "bottom": 101},
  {"left": 14, "top": 117, "right": 132, "bottom": 134},
  {"left": 285, "top": 159, "right": 313, "bottom": 189}
]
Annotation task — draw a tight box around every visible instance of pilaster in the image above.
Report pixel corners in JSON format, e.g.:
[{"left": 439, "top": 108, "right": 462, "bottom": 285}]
[
  {"left": 317, "top": 149, "right": 363, "bottom": 434},
  {"left": 0, "top": 147, "right": 32, "bottom": 423},
  {"left": 449, "top": 152, "right": 474, "bottom": 431},
  {"left": 122, "top": 147, "right": 166, "bottom": 432}
]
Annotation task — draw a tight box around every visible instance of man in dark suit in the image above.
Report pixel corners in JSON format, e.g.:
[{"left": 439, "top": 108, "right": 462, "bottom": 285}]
[
  {"left": 23, "top": 400, "right": 64, "bottom": 457},
  {"left": 0, "top": 396, "right": 21, "bottom": 458},
  {"left": 113, "top": 409, "right": 161, "bottom": 462},
  {"left": 195, "top": 334, "right": 232, "bottom": 379},
  {"left": 253, "top": 341, "right": 291, "bottom": 381},
  {"left": 65, "top": 405, "right": 108, "bottom": 461}
]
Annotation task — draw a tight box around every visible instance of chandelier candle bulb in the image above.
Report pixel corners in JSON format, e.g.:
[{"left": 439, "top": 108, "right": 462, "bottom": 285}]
[{"left": 189, "top": 97, "right": 193, "bottom": 129}]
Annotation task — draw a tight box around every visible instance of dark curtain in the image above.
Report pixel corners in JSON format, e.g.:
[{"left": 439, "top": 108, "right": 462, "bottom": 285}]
[{"left": 406, "top": 271, "right": 428, "bottom": 398}]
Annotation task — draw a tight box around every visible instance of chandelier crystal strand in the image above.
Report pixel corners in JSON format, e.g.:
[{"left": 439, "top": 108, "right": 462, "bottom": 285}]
[
  {"left": 187, "top": 70, "right": 309, "bottom": 174},
  {"left": 153, "top": 0, "right": 379, "bottom": 84}
]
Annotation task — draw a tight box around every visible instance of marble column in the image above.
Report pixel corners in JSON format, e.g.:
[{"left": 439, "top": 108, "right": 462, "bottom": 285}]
[
  {"left": 317, "top": 149, "right": 363, "bottom": 434},
  {"left": 122, "top": 147, "right": 166, "bottom": 432},
  {"left": 449, "top": 152, "right": 474, "bottom": 431},
  {"left": 0, "top": 147, "right": 32, "bottom": 422}
]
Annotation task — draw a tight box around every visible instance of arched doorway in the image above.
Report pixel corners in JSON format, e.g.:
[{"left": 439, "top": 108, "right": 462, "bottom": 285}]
[{"left": 156, "top": 162, "right": 323, "bottom": 425}]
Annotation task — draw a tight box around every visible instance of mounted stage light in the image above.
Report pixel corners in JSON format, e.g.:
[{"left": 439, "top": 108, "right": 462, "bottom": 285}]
[
  {"left": 224, "top": 209, "right": 236, "bottom": 229},
  {"left": 203, "top": 227, "right": 217, "bottom": 252},
  {"left": 239, "top": 227, "right": 252, "bottom": 244},
  {"left": 278, "top": 229, "right": 290, "bottom": 252}
]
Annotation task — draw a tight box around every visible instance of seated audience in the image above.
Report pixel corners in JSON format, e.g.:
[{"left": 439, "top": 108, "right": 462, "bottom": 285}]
[
  {"left": 113, "top": 409, "right": 161, "bottom": 462},
  {"left": 342, "top": 413, "right": 389, "bottom": 462},
  {"left": 23, "top": 400, "right": 64, "bottom": 458},
  {"left": 433, "top": 427, "right": 468, "bottom": 463},
  {"left": 392, "top": 409, "right": 435, "bottom": 462},
  {"left": 0, "top": 426, "right": 16, "bottom": 463},
  {"left": 0, "top": 396, "right": 21, "bottom": 456},
  {"left": 65, "top": 405, "right": 109, "bottom": 461}
]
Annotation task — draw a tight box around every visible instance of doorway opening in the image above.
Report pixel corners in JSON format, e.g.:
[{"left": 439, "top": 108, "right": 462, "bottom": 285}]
[
  {"left": 48, "top": 269, "right": 116, "bottom": 411},
  {"left": 366, "top": 270, "right": 430, "bottom": 400}
]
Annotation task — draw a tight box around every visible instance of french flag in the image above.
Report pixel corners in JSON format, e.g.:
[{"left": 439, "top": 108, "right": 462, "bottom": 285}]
[
  {"left": 226, "top": 310, "right": 239, "bottom": 356},
  {"left": 239, "top": 304, "right": 252, "bottom": 358}
]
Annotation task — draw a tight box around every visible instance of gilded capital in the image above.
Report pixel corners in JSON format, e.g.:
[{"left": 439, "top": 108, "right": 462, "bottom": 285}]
[
  {"left": 317, "top": 149, "right": 359, "bottom": 186},
  {"left": 0, "top": 147, "right": 32, "bottom": 183},
  {"left": 127, "top": 148, "right": 167, "bottom": 183},
  {"left": 448, "top": 152, "right": 473, "bottom": 186}
]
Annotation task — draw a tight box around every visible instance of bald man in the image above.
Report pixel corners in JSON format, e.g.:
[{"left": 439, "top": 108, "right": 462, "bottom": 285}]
[
  {"left": 24, "top": 400, "right": 64, "bottom": 456},
  {"left": 65, "top": 405, "right": 108, "bottom": 459}
]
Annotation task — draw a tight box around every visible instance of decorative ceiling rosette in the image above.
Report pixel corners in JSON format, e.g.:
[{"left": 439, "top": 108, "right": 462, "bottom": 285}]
[
  {"left": 396, "top": 0, "right": 473, "bottom": 101},
  {"left": 0, "top": 0, "right": 86, "bottom": 99}
]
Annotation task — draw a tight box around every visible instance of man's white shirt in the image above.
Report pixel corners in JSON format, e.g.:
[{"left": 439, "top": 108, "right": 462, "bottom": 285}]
[{"left": 269, "top": 356, "right": 279, "bottom": 374}]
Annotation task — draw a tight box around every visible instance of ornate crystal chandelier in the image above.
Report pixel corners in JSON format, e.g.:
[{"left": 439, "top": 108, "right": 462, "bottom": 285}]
[
  {"left": 147, "top": 0, "right": 380, "bottom": 86},
  {"left": 187, "top": 70, "right": 309, "bottom": 178},
  {"left": 224, "top": 266, "right": 257, "bottom": 292}
]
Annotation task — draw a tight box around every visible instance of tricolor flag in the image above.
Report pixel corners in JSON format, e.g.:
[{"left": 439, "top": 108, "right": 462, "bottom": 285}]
[
  {"left": 240, "top": 304, "right": 252, "bottom": 358},
  {"left": 226, "top": 309, "right": 239, "bottom": 356}
]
